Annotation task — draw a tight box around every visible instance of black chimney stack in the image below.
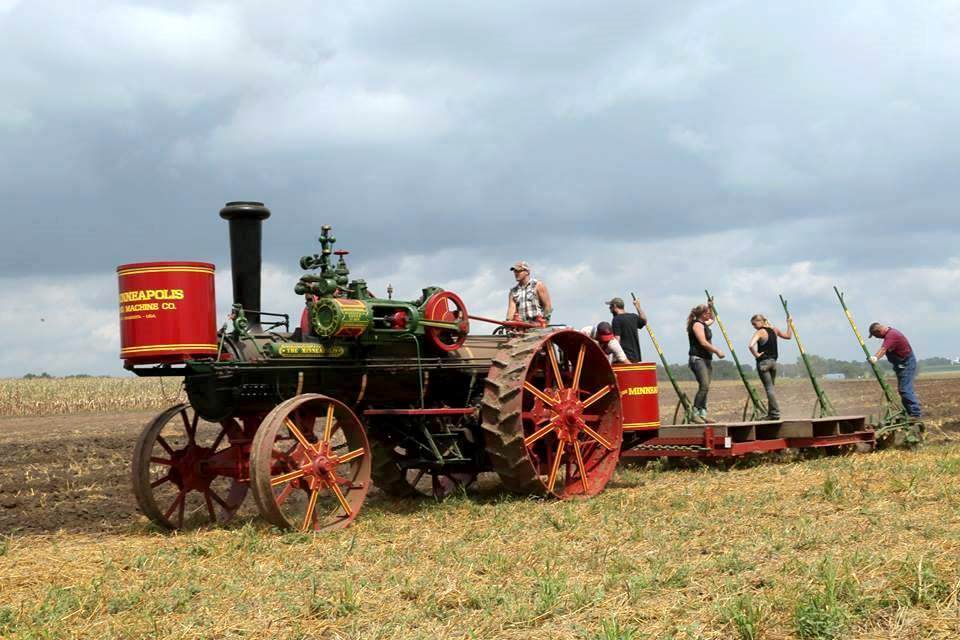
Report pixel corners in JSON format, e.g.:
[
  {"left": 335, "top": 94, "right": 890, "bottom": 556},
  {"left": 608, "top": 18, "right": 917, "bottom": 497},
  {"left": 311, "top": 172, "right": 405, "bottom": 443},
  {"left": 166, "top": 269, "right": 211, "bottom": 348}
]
[{"left": 219, "top": 201, "right": 271, "bottom": 330}]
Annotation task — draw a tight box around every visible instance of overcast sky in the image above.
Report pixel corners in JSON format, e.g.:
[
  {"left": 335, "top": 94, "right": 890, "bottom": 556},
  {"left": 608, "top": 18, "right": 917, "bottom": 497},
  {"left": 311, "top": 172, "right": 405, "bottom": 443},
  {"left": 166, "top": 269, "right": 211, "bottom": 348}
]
[{"left": 1, "top": 1, "right": 958, "bottom": 377}]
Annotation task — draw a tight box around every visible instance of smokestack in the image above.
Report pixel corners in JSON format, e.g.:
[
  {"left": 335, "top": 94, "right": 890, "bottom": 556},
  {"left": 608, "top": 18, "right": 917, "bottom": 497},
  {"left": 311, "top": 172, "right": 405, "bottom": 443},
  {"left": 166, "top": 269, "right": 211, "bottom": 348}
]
[{"left": 219, "top": 201, "right": 271, "bottom": 330}]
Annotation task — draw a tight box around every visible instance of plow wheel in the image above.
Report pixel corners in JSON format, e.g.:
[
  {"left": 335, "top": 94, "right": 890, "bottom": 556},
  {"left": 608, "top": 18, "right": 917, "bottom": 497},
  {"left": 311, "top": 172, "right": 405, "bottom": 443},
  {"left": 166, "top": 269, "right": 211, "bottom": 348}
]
[
  {"left": 481, "top": 329, "right": 622, "bottom": 498},
  {"left": 250, "top": 394, "right": 371, "bottom": 532},
  {"left": 132, "top": 404, "right": 251, "bottom": 530},
  {"left": 370, "top": 439, "right": 476, "bottom": 499},
  {"left": 369, "top": 439, "right": 418, "bottom": 498}
]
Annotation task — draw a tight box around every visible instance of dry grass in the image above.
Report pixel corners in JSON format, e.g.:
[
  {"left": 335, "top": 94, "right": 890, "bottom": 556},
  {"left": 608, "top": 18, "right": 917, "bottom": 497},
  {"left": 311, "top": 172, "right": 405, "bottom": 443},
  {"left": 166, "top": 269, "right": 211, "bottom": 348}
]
[
  {"left": 3, "top": 446, "right": 960, "bottom": 639},
  {"left": 2, "top": 375, "right": 960, "bottom": 638},
  {"left": 0, "top": 377, "right": 180, "bottom": 416}
]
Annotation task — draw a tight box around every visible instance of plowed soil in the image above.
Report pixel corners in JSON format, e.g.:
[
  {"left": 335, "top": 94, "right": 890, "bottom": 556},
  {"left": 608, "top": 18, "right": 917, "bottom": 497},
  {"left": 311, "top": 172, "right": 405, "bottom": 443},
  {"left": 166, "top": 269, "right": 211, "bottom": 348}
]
[{"left": 1, "top": 376, "right": 958, "bottom": 535}]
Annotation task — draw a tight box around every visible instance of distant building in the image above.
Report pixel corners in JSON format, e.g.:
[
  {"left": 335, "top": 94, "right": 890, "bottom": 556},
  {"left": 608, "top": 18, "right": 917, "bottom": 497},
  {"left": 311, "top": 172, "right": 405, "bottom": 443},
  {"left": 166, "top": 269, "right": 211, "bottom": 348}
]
[{"left": 823, "top": 373, "right": 846, "bottom": 380}]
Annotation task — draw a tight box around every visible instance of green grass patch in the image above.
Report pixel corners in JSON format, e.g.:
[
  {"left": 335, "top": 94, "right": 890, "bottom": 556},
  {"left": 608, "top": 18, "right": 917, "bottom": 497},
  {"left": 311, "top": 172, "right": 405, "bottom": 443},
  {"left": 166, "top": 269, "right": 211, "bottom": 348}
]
[
  {"left": 719, "top": 592, "right": 765, "bottom": 640},
  {"left": 793, "top": 558, "right": 864, "bottom": 639}
]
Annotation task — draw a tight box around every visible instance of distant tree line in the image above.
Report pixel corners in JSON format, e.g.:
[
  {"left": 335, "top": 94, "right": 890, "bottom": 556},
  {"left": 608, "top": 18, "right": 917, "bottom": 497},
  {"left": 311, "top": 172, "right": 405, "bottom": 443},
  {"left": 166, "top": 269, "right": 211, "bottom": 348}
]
[{"left": 655, "top": 356, "right": 955, "bottom": 382}]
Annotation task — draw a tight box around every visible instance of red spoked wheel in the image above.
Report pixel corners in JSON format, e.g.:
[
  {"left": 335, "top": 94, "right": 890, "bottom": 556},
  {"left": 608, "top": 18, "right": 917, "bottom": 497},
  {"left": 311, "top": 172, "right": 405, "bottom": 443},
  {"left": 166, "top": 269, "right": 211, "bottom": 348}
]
[
  {"left": 250, "top": 394, "right": 371, "bottom": 532},
  {"left": 423, "top": 291, "right": 469, "bottom": 352},
  {"left": 131, "top": 404, "right": 253, "bottom": 529},
  {"left": 482, "top": 330, "right": 622, "bottom": 498}
]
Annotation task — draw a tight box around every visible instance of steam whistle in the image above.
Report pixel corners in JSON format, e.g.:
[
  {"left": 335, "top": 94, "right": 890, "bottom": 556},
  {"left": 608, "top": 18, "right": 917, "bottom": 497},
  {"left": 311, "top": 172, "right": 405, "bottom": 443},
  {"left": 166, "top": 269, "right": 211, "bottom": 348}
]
[
  {"left": 333, "top": 250, "right": 351, "bottom": 287},
  {"left": 296, "top": 226, "right": 351, "bottom": 297}
]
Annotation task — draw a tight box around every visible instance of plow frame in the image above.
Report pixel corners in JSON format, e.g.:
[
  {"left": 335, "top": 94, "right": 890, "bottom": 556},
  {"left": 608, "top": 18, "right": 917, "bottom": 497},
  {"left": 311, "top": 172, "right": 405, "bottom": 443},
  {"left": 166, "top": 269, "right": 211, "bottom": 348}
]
[{"left": 621, "top": 415, "right": 874, "bottom": 459}]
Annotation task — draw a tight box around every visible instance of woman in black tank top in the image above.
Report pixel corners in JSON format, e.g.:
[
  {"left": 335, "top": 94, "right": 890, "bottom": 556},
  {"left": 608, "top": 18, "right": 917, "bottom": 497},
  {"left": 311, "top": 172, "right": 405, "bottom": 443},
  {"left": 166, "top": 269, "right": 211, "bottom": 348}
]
[
  {"left": 686, "top": 304, "right": 726, "bottom": 422},
  {"left": 748, "top": 313, "right": 793, "bottom": 420}
]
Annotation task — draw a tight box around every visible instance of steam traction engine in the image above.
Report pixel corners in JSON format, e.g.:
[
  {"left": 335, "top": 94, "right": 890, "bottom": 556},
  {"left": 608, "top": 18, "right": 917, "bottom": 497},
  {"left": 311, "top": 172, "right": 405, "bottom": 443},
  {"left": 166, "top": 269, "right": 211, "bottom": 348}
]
[{"left": 119, "top": 202, "right": 625, "bottom": 532}]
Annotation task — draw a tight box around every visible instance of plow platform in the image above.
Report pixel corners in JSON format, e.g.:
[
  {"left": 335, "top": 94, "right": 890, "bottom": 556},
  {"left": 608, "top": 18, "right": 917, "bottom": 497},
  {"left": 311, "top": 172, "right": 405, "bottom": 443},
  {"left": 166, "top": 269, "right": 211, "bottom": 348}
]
[{"left": 620, "top": 415, "right": 874, "bottom": 459}]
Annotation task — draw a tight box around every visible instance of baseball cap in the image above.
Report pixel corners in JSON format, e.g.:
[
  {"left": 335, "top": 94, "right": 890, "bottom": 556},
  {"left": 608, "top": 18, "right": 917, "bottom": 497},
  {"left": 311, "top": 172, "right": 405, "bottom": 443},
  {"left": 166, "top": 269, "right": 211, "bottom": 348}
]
[
  {"left": 509, "top": 261, "right": 530, "bottom": 272},
  {"left": 595, "top": 321, "right": 614, "bottom": 342},
  {"left": 605, "top": 297, "right": 625, "bottom": 308}
]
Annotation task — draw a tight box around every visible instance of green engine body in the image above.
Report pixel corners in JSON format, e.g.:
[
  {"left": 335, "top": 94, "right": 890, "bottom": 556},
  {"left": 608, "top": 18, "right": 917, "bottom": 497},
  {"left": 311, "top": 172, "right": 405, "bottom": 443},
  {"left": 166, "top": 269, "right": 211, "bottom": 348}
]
[{"left": 181, "top": 225, "right": 482, "bottom": 436}]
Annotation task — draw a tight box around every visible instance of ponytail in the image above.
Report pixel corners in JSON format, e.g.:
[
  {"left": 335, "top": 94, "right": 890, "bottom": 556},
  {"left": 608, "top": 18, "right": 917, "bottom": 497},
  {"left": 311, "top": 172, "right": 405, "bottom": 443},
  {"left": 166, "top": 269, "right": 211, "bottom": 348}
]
[{"left": 687, "top": 304, "right": 709, "bottom": 330}]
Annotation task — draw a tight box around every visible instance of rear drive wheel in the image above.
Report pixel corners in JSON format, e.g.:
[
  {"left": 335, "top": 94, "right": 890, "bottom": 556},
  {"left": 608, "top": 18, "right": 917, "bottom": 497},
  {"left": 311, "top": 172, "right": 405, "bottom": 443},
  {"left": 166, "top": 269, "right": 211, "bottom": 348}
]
[{"left": 481, "top": 330, "right": 622, "bottom": 498}]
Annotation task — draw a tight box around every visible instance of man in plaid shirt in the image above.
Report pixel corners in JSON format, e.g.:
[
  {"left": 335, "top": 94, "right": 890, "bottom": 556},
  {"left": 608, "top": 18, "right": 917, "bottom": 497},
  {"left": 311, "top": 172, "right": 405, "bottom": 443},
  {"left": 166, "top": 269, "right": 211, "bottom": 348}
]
[{"left": 506, "top": 261, "right": 552, "bottom": 327}]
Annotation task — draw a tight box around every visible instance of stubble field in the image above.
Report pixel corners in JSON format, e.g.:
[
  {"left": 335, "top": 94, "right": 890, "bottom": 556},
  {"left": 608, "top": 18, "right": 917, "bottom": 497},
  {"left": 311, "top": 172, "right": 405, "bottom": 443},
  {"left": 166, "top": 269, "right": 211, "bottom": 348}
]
[{"left": 1, "top": 375, "right": 959, "bottom": 639}]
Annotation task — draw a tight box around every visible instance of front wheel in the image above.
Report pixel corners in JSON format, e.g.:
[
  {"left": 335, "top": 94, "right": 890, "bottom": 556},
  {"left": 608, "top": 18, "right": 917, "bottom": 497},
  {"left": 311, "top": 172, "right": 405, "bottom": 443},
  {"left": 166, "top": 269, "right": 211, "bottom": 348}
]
[{"left": 250, "top": 394, "right": 371, "bottom": 532}]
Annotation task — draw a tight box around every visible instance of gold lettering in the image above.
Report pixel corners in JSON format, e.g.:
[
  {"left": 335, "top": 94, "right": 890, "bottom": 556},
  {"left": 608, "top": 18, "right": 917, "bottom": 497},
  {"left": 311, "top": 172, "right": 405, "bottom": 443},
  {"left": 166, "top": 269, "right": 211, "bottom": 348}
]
[
  {"left": 275, "top": 344, "right": 346, "bottom": 358},
  {"left": 625, "top": 386, "right": 658, "bottom": 396},
  {"left": 119, "top": 289, "right": 188, "bottom": 304},
  {"left": 123, "top": 303, "right": 160, "bottom": 312}
]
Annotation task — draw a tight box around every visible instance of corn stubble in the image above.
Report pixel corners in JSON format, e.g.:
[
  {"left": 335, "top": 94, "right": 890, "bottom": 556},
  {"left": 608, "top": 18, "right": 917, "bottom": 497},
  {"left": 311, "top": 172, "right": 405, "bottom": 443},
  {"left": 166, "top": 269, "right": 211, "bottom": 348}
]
[
  {"left": 0, "top": 377, "right": 181, "bottom": 416},
  {"left": 0, "top": 377, "right": 958, "bottom": 638}
]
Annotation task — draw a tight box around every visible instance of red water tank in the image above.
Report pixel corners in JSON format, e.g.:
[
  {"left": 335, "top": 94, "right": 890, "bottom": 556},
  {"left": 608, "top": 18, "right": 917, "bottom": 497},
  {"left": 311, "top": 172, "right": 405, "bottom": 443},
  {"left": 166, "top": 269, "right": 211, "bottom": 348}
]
[
  {"left": 613, "top": 362, "right": 661, "bottom": 432},
  {"left": 117, "top": 261, "right": 218, "bottom": 366}
]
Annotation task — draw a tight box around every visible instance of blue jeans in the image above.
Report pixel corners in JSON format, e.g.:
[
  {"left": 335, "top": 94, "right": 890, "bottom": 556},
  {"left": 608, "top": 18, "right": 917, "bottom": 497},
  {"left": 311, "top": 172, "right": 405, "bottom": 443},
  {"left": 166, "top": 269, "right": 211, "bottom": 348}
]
[
  {"left": 688, "top": 356, "right": 712, "bottom": 412},
  {"left": 888, "top": 352, "right": 921, "bottom": 418}
]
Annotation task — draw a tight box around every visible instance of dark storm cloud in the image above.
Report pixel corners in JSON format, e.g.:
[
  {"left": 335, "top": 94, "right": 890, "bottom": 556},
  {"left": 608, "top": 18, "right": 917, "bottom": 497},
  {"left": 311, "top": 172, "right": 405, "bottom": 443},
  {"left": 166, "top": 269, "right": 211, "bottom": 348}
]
[
  {"left": 0, "top": 1, "right": 959, "bottom": 377},
  {"left": 2, "top": 0, "right": 959, "bottom": 278}
]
